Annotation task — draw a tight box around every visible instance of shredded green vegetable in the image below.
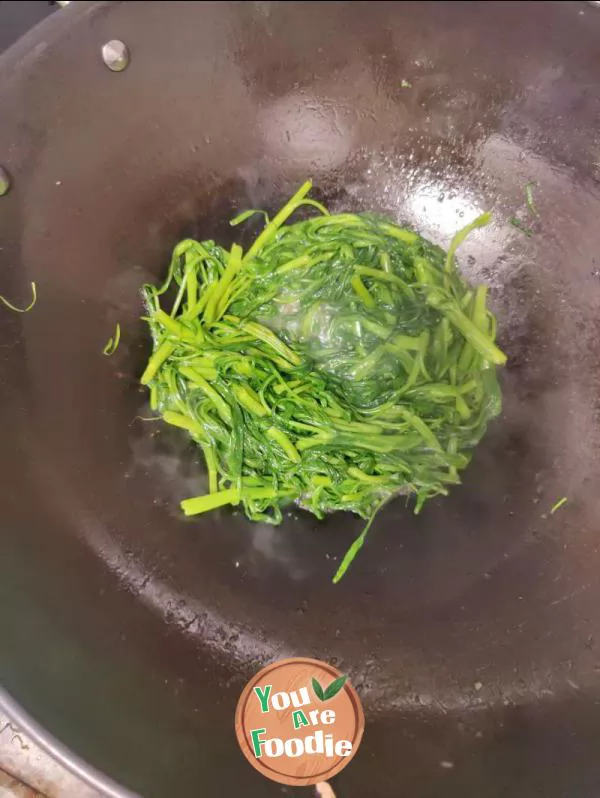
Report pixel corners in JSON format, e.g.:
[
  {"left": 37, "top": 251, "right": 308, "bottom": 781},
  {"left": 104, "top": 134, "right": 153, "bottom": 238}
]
[
  {"left": 141, "top": 181, "right": 504, "bottom": 580},
  {"left": 525, "top": 182, "right": 538, "bottom": 218},
  {"left": 103, "top": 322, "right": 121, "bottom": 356},
  {"left": 550, "top": 496, "right": 568, "bottom": 514},
  {"left": 0, "top": 282, "right": 37, "bottom": 313},
  {"left": 509, "top": 217, "right": 534, "bottom": 238}
]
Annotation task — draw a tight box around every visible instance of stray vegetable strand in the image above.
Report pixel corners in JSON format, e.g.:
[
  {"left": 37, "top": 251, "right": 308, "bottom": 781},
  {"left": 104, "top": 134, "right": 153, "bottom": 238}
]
[
  {"left": 525, "top": 181, "right": 539, "bottom": 218},
  {"left": 103, "top": 322, "right": 121, "bottom": 356},
  {"left": 550, "top": 496, "right": 568, "bottom": 514},
  {"left": 509, "top": 217, "right": 534, "bottom": 238},
  {"left": 0, "top": 282, "right": 37, "bottom": 313},
  {"left": 332, "top": 498, "right": 389, "bottom": 584}
]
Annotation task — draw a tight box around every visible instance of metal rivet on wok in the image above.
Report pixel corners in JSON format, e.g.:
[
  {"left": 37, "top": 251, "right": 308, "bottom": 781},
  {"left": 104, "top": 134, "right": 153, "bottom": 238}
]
[{"left": 102, "top": 40, "right": 130, "bottom": 73}]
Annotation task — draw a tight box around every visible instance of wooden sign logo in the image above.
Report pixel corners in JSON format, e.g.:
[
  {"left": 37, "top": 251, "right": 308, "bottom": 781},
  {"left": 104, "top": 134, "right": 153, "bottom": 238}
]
[{"left": 235, "top": 657, "right": 364, "bottom": 786}]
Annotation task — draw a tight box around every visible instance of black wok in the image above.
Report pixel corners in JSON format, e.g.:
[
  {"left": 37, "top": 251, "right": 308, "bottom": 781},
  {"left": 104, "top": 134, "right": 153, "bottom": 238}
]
[{"left": 1, "top": 2, "right": 600, "bottom": 796}]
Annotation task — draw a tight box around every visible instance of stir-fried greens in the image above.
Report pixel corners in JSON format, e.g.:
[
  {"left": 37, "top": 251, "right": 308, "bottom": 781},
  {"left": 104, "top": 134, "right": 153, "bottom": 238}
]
[{"left": 141, "top": 181, "right": 505, "bottom": 580}]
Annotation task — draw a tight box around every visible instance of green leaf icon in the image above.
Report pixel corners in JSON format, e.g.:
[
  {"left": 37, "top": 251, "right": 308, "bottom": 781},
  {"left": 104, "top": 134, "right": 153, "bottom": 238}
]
[
  {"left": 312, "top": 677, "right": 325, "bottom": 701},
  {"left": 323, "top": 674, "right": 348, "bottom": 700},
  {"left": 312, "top": 674, "right": 349, "bottom": 702}
]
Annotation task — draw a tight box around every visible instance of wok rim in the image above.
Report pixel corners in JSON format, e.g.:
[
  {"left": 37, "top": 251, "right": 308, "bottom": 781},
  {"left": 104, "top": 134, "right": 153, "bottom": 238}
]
[
  {"left": 0, "top": 5, "right": 136, "bottom": 795},
  {"left": 0, "top": 686, "right": 137, "bottom": 798}
]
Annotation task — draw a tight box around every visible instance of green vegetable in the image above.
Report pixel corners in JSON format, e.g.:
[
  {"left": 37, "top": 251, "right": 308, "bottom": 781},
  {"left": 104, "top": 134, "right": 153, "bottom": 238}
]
[
  {"left": 332, "top": 498, "right": 387, "bottom": 584},
  {"left": 525, "top": 181, "right": 539, "bottom": 218},
  {"left": 141, "top": 182, "right": 504, "bottom": 580},
  {"left": 550, "top": 496, "right": 568, "bottom": 514},
  {"left": 103, "top": 322, "right": 121, "bottom": 356},
  {"left": 445, "top": 212, "right": 491, "bottom": 273},
  {"left": 509, "top": 217, "right": 534, "bottom": 237},
  {"left": 0, "top": 282, "right": 37, "bottom": 313}
]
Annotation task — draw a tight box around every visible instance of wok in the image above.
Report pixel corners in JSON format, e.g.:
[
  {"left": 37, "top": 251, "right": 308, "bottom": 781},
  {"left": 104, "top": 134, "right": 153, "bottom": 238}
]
[{"left": 1, "top": 2, "right": 600, "bottom": 796}]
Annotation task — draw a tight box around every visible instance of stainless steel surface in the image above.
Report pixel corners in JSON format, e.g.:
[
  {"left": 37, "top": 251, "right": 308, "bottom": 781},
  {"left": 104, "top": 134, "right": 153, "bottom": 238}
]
[
  {"left": 0, "top": 710, "right": 100, "bottom": 798},
  {"left": 0, "top": 692, "right": 137, "bottom": 798},
  {"left": 0, "top": 769, "right": 41, "bottom": 798},
  {"left": 0, "top": 3, "right": 108, "bottom": 795}
]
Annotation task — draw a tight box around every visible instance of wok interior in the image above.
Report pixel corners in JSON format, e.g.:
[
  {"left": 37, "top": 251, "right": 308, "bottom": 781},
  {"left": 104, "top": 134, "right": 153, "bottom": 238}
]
[{"left": 1, "top": 2, "right": 600, "bottom": 796}]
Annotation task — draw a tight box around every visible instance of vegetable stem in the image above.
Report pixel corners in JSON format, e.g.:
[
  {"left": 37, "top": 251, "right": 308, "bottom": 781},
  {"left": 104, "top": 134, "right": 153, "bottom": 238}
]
[
  {"left": 0, "top": 281, "right": 37, "bottom": 313},
  {"left": 445, "top": 212, "right": 491, "bottom": 272},
  {"left": 243, "top": 180, "right": 313, "bottom": 262},
  {"left": 102, "top": 322, "right": 121, "bottom": 356},
  {"left": 332, "top": 498, "right": 387, "bottom": 583},
  {"left": 550, "top": 496, "right": 568, "bottom": 514}
]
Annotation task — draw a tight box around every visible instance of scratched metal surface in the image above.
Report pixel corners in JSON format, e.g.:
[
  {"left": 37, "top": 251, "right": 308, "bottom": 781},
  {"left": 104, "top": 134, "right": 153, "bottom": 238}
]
[
  {"left": 0, "top": 769, "right": 41, "bottom": 798},
  {"left": 0, "top": 712, "right": 100, "bottom": 798},
  {"left": 1, "top": 2, "right": 600, "bottom": 797}
]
